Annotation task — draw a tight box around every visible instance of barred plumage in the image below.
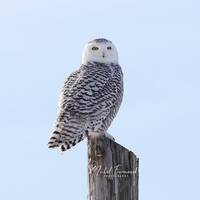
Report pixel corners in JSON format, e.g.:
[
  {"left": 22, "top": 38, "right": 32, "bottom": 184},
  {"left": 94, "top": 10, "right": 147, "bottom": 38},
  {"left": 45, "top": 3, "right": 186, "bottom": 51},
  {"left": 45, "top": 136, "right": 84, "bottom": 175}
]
[{"left": 48, "top": 38, "right": 123, "bottom": 151}]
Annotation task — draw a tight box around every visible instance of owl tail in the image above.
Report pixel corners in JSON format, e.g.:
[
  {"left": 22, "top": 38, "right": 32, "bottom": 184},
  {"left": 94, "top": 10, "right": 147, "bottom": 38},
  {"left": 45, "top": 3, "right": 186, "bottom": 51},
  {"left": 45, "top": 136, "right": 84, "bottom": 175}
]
[{"left": 48, "top": 131, "right": 86, "bottom": 151}]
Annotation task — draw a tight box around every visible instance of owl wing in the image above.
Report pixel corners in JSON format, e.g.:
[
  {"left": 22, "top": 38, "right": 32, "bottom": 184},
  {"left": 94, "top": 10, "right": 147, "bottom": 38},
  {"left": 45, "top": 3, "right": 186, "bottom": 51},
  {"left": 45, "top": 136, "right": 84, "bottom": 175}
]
[{"left": 62, "top": 66, "right": 111, "bottom": 115}]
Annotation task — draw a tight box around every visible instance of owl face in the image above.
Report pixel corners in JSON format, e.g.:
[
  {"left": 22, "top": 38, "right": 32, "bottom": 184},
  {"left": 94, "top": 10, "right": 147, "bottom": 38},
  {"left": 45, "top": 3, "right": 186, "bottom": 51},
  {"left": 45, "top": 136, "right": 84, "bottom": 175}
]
[{"left": 82, "top": 38, "right": 119, "bottom": 65}]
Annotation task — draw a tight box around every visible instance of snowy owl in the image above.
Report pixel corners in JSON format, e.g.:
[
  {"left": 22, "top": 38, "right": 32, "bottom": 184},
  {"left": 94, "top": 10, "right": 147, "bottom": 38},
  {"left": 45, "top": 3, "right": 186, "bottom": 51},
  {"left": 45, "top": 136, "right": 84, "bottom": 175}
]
[{"left": 48, "top": 38, "right": 123, "bottom": 151}]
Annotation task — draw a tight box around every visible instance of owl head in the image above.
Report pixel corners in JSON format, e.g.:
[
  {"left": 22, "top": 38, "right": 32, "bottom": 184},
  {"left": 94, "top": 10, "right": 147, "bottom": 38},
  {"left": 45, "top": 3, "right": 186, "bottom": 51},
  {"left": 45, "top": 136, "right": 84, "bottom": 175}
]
[{"left": 82, "top": 38, "right": 119, "bottom": 65}]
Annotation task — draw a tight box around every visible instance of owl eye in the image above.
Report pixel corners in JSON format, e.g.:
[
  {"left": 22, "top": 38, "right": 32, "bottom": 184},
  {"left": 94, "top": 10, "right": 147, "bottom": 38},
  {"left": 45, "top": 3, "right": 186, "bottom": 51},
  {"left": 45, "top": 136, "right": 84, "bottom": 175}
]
[
  {"left": 92, "top": 46, "right": 99, "bottom": 51},
  {"left": 107, "top": 46, "right": 112, "bottom": 50}
]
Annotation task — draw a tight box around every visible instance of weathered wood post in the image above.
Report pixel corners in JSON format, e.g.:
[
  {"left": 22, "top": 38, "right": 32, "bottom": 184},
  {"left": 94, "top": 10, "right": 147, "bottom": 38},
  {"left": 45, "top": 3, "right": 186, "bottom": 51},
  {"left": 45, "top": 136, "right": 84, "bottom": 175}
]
[{"left": 88, "top": 135, "right": 139, "bottom": 200}]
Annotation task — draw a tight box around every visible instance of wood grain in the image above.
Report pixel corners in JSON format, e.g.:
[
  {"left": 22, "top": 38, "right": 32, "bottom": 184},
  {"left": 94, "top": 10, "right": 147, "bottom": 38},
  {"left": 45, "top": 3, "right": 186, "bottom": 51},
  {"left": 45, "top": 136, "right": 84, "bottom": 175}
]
[{"left": 88, "top": 135, "right": 139, "bottom": 200}]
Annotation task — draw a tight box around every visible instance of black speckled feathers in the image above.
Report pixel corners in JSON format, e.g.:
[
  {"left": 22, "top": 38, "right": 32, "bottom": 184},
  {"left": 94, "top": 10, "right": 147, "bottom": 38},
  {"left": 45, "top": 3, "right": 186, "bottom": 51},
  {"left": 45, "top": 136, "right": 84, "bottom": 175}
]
[{"left": 48, "top": 62, "right": 123, "bottom": 151}]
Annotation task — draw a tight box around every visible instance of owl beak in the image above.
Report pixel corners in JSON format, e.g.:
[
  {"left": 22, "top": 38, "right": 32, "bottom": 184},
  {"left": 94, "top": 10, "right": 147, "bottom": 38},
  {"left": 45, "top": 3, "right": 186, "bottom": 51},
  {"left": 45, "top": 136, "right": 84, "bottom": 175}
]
[{"left": 102, "top": 52, "right": 106, "bottom": 58}]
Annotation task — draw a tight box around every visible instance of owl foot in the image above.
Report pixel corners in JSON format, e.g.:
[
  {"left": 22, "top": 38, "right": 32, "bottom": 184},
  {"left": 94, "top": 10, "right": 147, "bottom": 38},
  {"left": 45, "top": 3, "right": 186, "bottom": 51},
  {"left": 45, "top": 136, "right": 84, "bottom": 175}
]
[{"left": 105, "top": 132, "right": 115, "bottom": 141}]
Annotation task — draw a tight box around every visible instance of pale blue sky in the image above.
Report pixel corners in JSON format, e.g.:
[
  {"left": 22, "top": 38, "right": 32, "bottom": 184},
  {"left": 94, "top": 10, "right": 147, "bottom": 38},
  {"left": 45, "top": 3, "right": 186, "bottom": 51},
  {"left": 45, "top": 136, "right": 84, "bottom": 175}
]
[{"left": 0, "top": 0, "right": 200, "bottom": 199}]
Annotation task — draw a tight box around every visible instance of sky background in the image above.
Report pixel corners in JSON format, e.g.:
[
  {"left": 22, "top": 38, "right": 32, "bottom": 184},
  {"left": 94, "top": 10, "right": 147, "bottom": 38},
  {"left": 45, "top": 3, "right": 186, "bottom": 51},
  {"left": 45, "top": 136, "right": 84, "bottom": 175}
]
[{"left": 0, "top": 0, "right": 200, "bottom": 199}]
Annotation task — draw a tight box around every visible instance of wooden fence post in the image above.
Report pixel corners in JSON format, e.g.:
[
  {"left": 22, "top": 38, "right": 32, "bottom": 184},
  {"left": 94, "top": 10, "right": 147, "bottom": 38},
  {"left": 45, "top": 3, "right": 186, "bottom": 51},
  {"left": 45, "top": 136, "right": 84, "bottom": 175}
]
[{"left": 88, "top": 135, "right": 139, "bottom": 200}]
